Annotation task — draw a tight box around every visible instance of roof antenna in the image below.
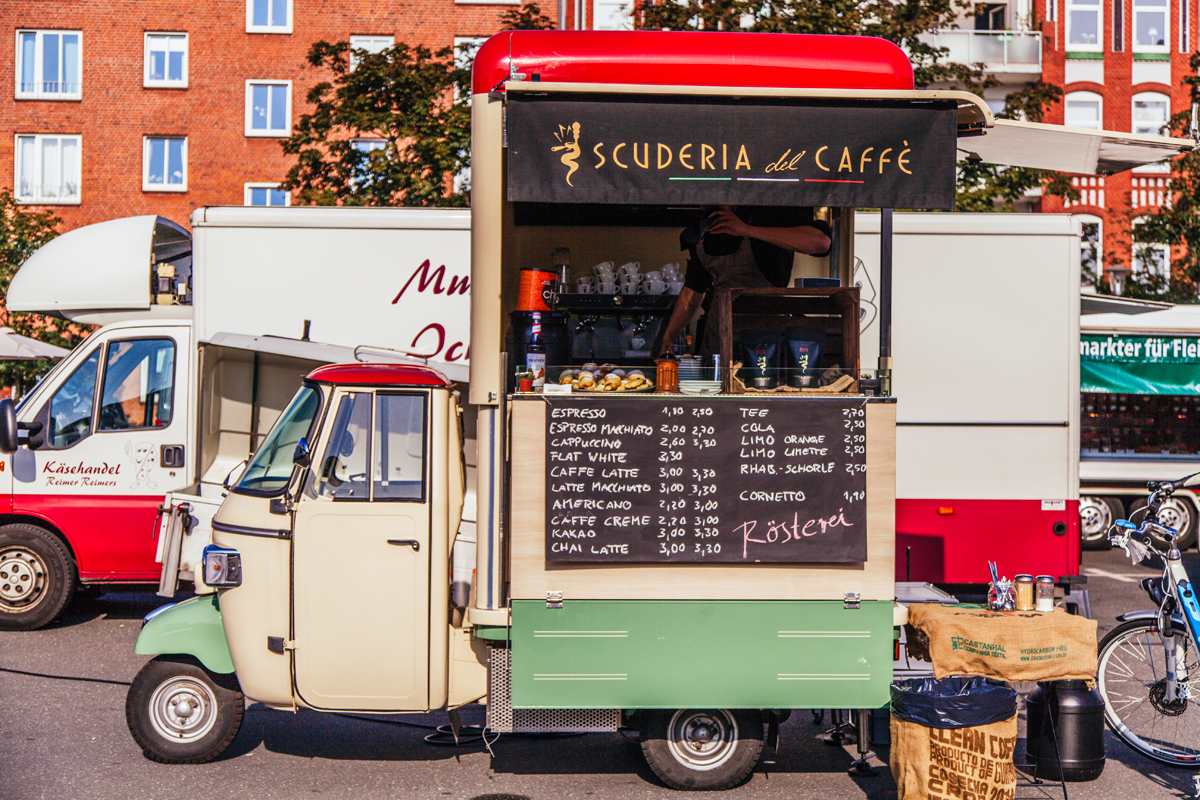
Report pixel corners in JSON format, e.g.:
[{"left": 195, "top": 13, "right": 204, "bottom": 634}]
[
  {"left": 490, "top": 33, "right": 526, "bottom": 93},
  {"left": 302, "top": 320, "right": 311, "bottom": 342}
]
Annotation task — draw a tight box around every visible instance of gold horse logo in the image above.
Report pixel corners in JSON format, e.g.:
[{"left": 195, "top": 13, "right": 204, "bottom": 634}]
[{"left": 552, "top": 122, "right": 582, "bottom": 186}]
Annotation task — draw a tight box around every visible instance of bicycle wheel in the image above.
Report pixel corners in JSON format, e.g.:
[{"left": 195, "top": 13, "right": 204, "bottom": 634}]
[{"left": 1098, "top": 618, "right": 1200, "bottom": 767}]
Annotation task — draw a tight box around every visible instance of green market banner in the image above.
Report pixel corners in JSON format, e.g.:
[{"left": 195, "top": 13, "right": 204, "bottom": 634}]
[
  {"left": 506, "top": 93, "right": 958, "bottom": 209},
  {"left": 1081, "top": 334, "right": 1200, "bottom": 395}
]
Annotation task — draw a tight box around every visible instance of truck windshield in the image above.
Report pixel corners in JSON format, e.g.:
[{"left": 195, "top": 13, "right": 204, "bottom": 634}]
[{"left": 235, "top": 385, "right": 322, "bottom": 495}]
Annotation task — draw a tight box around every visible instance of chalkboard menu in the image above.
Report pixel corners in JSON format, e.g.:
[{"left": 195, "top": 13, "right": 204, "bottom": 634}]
[{"left": 544, "top": 396, "right": 868, "bottom": 563}]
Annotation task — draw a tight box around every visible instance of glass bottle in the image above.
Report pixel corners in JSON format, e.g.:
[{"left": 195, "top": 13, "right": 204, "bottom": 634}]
[{"left": 527, "top": 314, "right": 546, "bottom": 391}]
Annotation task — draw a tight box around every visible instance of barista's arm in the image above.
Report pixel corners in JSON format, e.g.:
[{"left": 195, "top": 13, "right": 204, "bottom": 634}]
[
  {"left": 657, "top": 286, "right": 705, "bottom": 356},
  {"left": 707, "top": 207, "right": 831, "bottom": 255}
]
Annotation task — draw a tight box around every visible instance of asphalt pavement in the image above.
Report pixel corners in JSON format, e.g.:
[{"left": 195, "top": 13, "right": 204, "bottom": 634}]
[{"left": 1, "top": 549, "right": 1198, "bottom": 800}]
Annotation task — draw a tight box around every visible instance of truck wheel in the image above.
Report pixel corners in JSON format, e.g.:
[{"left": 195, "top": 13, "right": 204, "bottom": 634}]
[
  {"left": 1079, "top": 496, "right": 1123, "bottom": 550},
  {"left": 126, "top": 655, "right": 244, "bottom": 764},
  {"left": 0, "top": 523, "right": 76, "bottom": 630},
  {"left": 1131, "top": 496, "right": 1198, "bottom": 550},
  {"left": 640, "top": 709, "right": 763, "bottom": 790}
]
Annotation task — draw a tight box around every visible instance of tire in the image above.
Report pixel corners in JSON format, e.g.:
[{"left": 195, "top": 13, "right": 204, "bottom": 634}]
[
  {"left": 1080, "top": 496, "right": 1124, "bottom": 550},
  {"left": 0, "top": 523, "right": 76, "bottom": 631},
  {"left": 1097, "top": 618, "right": 1200, "bottom": 767},
  {"left": 640, "top": 709, "right": 763, "bottom": 790},
  {"left": 1130, "top": 496, "right": 1198, "bottom": 550},
  {"left": 126, "top": 655, "right": 244, "bottom": 764}
]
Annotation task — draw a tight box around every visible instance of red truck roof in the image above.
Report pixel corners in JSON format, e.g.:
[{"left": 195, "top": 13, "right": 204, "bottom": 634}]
[
  {"left": 472, "top": 31, "right": 914, "bottom": 96},
  {"left": 306, "top": 363, "right": 454, "bottom": 387}
]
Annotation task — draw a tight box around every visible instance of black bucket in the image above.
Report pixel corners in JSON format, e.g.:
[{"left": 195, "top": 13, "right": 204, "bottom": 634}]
[{"left": 1025, "top": 680, "right": 1105, "bottom": 781}]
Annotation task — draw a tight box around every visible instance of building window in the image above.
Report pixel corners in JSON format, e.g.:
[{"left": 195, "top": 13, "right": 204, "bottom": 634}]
[
  {"left": 1132, "top": 217, "right": 1169, "bottom": 291},
  {"left": 1065, "top": 92, "right": 1103, "bottom": 130},
  {"left": 1113, "top": 0, "right": 1124, "bottom": 49},
  {"left": 1077, "top": 215, "right": 1102, "bottom": 287},
  {"left": 15, "top": 134, "right": 80, "bottom": 204},
  {"left": 1133, "top": 0, "right": 1169, "bottom": 50},
  {"left": 245, "top": 81, "right": 291, "bottom": 137},
  {"left": 349, "top": 35, "right": 394, "bottom": 69},
  {"left": 246, "top": 0, "right": 292, "bottom": 33},
  {"left": 1133, "top": 92, "right": 1171, "bottom": 173},
  {"left": 244, "top": 183, "right": 290, "bottom": 206},
  {"left": 594, "top": 0, "right": 633, "bottom": 29},
  {"left": 143, "top": 136, "right": 187, "bottom": 191},
  {"left": 16, "top": 30, "right": 81, "bottom": 100},
  {"left": 1066, "top": 0, "right": 1102, "bottom": 50},
  {"left": 144, "top": 33, "right": 188, "bottom": 88}
]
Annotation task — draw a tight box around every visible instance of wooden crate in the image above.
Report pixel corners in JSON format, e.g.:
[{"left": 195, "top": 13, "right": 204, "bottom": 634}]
[{"left": 714, "top": 287, "right": 860, "bottom": 394}]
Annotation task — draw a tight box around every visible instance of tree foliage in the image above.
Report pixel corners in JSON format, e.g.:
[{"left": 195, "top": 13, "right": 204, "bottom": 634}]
[
  {"left": 635, "top": 0, "right": 1075, "bottom": 211},
  {"left": 280, "top": 41, "right": 471, "bottom": 207},
  {"left": 0, "top": 190, "right": 88, "bottom": 395},
  {"left": 1116, "top": 52, "right": 1200, "bottom": 301}
]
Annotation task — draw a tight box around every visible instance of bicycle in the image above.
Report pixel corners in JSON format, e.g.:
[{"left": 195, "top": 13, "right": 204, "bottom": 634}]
[{"left": 1098, "top": 472, "right": 1200, "bottom": 767}]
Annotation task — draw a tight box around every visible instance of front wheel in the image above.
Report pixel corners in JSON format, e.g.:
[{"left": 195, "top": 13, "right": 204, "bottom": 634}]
[
  {"left": 1097, "top": 618, "right": 1200, "bottom": 767},
  {"left": 640, "top": 709, "right": 763, "bottom": 790},
  {"left": 0, "top": 523, "right": 76, "bottom": 630},
  {"left": 126, "top": 656, "right": 244, "bottom": 764}
]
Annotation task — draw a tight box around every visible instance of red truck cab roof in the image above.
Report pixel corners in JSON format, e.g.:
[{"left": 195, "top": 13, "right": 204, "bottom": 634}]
[
  {"left": 471, "top": 30, "right": 915, "bottom": 96},
  {"left": 306, "top": 363, "right": 454, "bottom": 388}
]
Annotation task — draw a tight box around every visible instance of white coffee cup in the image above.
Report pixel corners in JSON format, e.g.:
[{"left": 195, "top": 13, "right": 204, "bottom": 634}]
[
  {"left": 668, "top": 280, "right": 685, "bottom": 294},
  {"left": 620, "top": 279, "right": 639, "bottom": 295},
  {"left": 597, "top": 278, "right": 617, "bottom": 294},
  {"left": 648, "top": 279, "right": 667, "bottom": 295},
  {"left": 592, "top": 261, "right": 615, "bottom": 277},
  {"left": 661, "top": 261, "right": 680, "bottom": 277},
  {"left": 618, "top": 261, "right": 640, "bottom": 278},
  {"left": 576, "top": 277, "right": 593, "bottom": 294}
]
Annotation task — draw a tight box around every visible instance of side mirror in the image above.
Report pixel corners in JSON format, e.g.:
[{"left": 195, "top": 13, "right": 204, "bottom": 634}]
[
  {"left": 222, "top": 459, "right": 248, "bottom": 490},
  {"left": 293, "top": 436, "right": 311, "bottom": 468},
  {"left": 0, "top": 399, "right": 18, "bottom": 454}
]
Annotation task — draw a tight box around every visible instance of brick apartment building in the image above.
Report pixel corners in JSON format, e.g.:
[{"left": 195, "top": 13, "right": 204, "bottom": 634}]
[{"left": 5, "top": 0, "right": 631, "bottom": 233}]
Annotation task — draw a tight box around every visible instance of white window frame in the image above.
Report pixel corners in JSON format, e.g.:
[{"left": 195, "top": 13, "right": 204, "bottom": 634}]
[
  {"left": 1065, "top": 0, "right": 1103, "bottom": 51},
  {"left": 349, "top": 35, "right": 394, "bottom": 69},
  {"left": 1132, "top": 216, "right": 1170, "bottom": 291},
  {"left": 1132, "top": 0, "right": 1169, "bottom": 52},
  {"left": 142, "top": 136, "right": 188, "bottom": 192},
  {"left": 244, "top": 182, "right": 290, "bottom": 206},
  {"left": 245, "top": 80, "right": 292, "bottom": 137},
  {"left": 15, "top": 29, "right": 82, "bottom": 100},
  {"left": 1076, "top": 214, "right": 1103, "bottom": 286},
  {"left": 143, "top": 32, "right": 188, "bottom": 88},
  {"left": 1065, "top": 91, "right": 1103, "bottom": 130},
  {"left": 14, "top": 133, "right": 81, "bottom": 204},
  {"left": 246, "top": 0, "right": 293, "bottom": 33},
  {"left": 1133, "top": 92, "right": 1172, "bottom": 173},
  {"left": 593, "top": 0, "right": 633, "bottom": 30}
]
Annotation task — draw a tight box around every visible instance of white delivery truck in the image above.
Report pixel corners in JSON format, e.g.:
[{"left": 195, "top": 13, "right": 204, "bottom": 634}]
[
  {"left": 856, "top": 213, "right": 1082, "bottom": 597},
  {"left": 0, "top": 207, "right": 472, "bottom": 631},
  {"left": 1077, "top": 305, "right": 1200, "bottom": 550}
]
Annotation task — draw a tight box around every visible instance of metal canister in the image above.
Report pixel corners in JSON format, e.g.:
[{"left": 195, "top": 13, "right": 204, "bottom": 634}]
[
  {"left": 1015, "top": 574, "right": 1035, "bottom": 611},
  {"left": 1035, "top": 575, "right": 1055, "bottom": 612},
  {"left": 710, "top": 354, "right": 722, "bottom": 382}
]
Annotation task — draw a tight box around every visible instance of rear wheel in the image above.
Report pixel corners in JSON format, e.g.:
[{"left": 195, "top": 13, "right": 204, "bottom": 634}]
[
  {"left": 1097, "top": 618, "right": 1200, "bottom": 767},
  {"left": 126, "top": 656, "right": 244, "bottom": 764},
  {"left": 0, "top": 523, "right": 76, "bottom": 630},
  {"left": 640, "top": 709, "right": 763, "bottom": 790},
  {"left": 1130, "top": 496, "right": 1198, "bottom": 550},
  {"left": 1079, "top": 496, "right": 1123, "bottom": 550}
]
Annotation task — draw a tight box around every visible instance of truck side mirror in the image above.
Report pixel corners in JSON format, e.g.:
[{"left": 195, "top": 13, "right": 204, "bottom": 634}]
[
  {"left": 0, "top": 399, "right": 18, "bottom": 453},
  {"left": 222, "top": 459, "right": 248, "bottom": 490},
  {"left": 293, "top": 436, "right": 311, "bottom": 468}
]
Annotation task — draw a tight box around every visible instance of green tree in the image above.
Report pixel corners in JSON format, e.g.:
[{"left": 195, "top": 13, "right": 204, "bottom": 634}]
[
  {"left": 500, "top": 1, "right": 556, "bottom": 29},
  {"left": 1118, "top": 52, "right": 1200, "bottom": 302},
  {"left": 635, "top": 0, "right": 1076, "bottom": 211},
  {"left": 0, "top": 190, "right": 88, "bottom": 395},
  {"left": 280, "top": 41, "right": 472, "bottom": 207}
]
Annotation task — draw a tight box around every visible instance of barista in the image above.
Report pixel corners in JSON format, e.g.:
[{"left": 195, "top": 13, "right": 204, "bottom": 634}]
[{"left": 656, "top": 206, "right": 831, "bottom": 356}]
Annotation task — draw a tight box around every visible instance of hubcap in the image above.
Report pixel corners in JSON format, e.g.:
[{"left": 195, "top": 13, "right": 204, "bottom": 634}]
[
  {"left": 1156, "top": 499, "right": 1193, "bottom": 541},
  {"left": 0, "top": 546, "right": 47, "bottom": 608},
  {"left": 147, "top": 676, "right": 218, "bottom": 743},
  {"left": 1079, "top": 497, "right": 1112, "bottom": 540},
  {"left": 666, "top": 710, "right": 738, "bottom": 771}
]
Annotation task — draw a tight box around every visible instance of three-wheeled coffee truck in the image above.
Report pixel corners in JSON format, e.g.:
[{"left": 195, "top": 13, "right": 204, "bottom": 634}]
[{"left": 112, "top": 31, "right": 1192, "bottom": 789}]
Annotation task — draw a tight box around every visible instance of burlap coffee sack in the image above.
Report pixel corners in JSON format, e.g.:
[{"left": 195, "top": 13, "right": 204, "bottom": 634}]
[
  {"left": 906, "top": 604, "right": 1097, "bottom": 683},
  {"left": 891, "top": 713, "right": 1017, "bottom": 800}
]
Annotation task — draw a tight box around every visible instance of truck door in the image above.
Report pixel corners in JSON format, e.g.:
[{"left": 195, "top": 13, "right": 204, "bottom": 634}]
[
  {"left": 292, "top": 389, "right": 432, "bottom": 711},
  {"left": 13, "top": 327, "right": 191, "bottom": 580}
]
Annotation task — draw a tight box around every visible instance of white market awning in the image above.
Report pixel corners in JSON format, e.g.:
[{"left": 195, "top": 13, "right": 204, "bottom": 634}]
[{"left": 958, "top": 119, "right": 1195, "bottom": 175}]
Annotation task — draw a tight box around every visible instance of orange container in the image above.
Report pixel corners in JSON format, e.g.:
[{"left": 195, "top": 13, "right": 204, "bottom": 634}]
[{"left": 518, "top": 268, "right": 556, "bottom": 312}]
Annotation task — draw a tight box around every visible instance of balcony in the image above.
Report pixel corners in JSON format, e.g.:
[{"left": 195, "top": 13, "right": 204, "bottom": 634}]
[{"left": 917, "top": 29, "right": 1043, "bottom": 74}]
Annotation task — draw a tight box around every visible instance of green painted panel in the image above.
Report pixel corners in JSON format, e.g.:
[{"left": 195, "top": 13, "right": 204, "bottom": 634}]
[
  {"left": 511, "top": 600, "right": 892, "bottom": 710},
  {"left": 134, "top": 594, "right": 235, "bottom": 674}
]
